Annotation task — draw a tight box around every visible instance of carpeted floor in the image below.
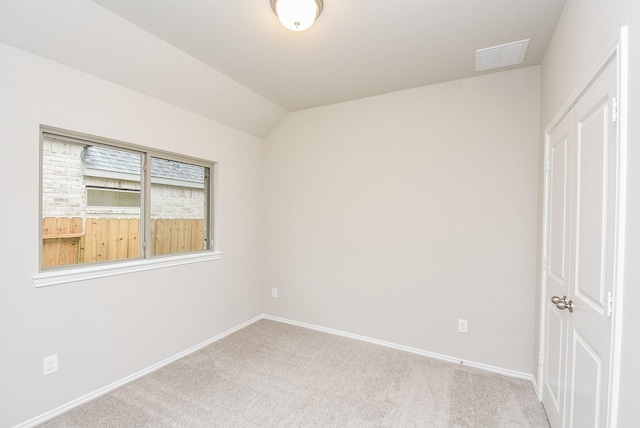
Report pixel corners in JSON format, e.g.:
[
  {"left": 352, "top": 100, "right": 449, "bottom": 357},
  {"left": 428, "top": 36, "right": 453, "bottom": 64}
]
[{"left": 38, "top": 319, "right": 549, "bottom": 427}]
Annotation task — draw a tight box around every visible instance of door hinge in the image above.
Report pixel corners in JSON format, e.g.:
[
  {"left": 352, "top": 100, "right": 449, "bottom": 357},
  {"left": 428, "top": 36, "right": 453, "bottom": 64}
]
[
  {"left": 544, "top": 157, "right": 550, "bottom": 172},
  {"left": 143, "top": 241, "right": 148, "bottom": 252},
  {"left": 607, "top": 292, "right": 613, "bottom": 317},
  {"left": 539, "top": 354, "right": 544, "bottom": 367},
  {"left": 611, "top": 97, "right": 618, "bottom": 123},
  {"left": 542, "top": 256, "right": 548, "bottom": 271}
]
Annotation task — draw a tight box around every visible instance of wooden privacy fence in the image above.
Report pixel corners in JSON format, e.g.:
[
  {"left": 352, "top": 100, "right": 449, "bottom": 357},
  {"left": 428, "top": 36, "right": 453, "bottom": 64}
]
[{"left": 42, "top": 217, "right": 205, "bottom": 268}]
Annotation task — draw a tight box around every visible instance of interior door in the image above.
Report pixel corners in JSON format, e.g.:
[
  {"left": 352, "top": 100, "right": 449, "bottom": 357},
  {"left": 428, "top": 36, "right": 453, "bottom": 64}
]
[
  {"left": 565, "top": 59, "right": 617, "bottom": 428},
  {"left": 541, "top": 58, "right": 618, "bottom": 428},
  {"left": 542, "top": 112, "right": 572, "bottom": 428}
]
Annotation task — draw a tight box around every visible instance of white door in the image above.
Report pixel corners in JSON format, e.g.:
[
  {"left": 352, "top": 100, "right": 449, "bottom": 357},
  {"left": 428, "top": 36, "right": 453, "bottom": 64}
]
[
  {"left": 541, "top": 58, "right": 618, "bottom": 428},
  {"left": 542, "top": 112, "right": 572, "bottom": 428},
  {"left": 565, "top": 59, "right": 617, "bottom": 428}
]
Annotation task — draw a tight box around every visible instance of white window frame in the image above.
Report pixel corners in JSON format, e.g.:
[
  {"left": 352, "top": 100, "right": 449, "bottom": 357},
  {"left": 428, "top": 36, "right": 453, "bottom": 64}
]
[{"left": 32, "top": 126, "right": 221, "bottom": 288}]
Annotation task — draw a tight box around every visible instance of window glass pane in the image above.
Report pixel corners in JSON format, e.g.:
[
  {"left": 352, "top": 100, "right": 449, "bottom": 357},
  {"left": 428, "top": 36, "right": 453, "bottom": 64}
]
[
  {"left": 149, "top": 156, "right": 209, "bottom": 256},
  {"left": 42, "top": 136, "right": 142, "bottom": 268}
]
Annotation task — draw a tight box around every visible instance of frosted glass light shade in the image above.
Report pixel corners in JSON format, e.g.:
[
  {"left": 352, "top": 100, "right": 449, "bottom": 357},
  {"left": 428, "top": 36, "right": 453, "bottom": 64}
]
[{"left": 271, "top": 0, "right": 323, "bottom": 31}]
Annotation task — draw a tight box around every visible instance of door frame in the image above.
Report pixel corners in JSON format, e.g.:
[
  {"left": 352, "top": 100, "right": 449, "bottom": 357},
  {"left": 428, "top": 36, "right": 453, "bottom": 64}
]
[{"left": 537, "top": 26, "right": 628, "bottom": 427}]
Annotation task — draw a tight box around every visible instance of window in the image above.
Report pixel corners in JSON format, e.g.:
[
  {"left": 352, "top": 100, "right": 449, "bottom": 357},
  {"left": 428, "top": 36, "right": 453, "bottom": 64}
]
[
  {"left": 87, "top": 187, "right": 141, "bottom": 209},
  {"left": 38, "top": 128, "right": 216, "bottom": 279}
]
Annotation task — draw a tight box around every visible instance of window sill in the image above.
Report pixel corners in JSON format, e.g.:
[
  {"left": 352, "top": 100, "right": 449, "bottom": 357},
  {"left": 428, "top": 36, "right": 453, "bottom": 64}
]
[{"left": 32, "top": 251, "right": 222, "bottom": 288}]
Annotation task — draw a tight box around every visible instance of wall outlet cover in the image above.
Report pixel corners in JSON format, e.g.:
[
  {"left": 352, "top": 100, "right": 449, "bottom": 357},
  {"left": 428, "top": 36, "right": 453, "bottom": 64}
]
[
  {"left": 458, "top": 319, "right": 468, "bottom": 334},
  {"left": 43, "top": 354, "right": 58, "bottom": 376}
]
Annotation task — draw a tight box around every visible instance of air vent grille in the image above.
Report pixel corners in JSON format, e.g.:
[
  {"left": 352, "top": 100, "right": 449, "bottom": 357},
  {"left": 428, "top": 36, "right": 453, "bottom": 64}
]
[{"left": 476, "top": 39, "right": 530, "bottom": 71}]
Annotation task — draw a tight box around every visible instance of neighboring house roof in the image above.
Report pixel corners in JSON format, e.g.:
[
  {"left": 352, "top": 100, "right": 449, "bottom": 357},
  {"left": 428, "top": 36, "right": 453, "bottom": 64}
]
[{"left": 82, "top": 146, "right": 204, "bottom": 183}]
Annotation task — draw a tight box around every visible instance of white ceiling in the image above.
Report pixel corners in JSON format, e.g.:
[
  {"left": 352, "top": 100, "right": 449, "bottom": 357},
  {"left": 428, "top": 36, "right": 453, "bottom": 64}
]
[
  {"left": 0, "top": 1, "right": 566, "bottom": 136},
  {"left": 90, "top": 0, "right": 567, "bottom": 111}
]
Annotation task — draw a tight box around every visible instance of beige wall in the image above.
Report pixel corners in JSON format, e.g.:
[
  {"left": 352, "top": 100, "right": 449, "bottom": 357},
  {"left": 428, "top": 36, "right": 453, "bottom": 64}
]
[
  {"left": 0, "top": 42, "right": 266, "bottom": 427},
  {"left": 539, "top": 0, "right": 640, "bottom": 425},
  {"left": 264, "top": 67, "right": 541, "bottom": 374}
]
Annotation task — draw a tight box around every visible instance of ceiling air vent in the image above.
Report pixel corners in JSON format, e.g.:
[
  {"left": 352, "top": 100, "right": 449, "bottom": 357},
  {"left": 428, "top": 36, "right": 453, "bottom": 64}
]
[{"left": 476, "top": 39, "right": 530, "bottom": 71}]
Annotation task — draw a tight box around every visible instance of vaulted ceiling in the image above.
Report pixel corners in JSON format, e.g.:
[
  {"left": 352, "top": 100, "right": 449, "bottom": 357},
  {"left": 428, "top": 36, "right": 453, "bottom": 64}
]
[
  {"left": 92, "top": 0, "right": 566, "bottom": 111},
  {"left": 0, "top": 0, "right": 567, "bottom": 136}
]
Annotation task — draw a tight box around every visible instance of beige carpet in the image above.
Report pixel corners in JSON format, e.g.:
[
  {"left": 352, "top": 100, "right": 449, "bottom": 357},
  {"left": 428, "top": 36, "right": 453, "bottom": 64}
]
[{"left": 38, "top": 319, "right": 549, "bottom": 427}]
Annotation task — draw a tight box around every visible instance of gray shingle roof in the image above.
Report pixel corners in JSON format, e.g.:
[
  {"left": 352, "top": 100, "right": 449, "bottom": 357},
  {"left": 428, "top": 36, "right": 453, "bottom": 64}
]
[{"left": 82, "top": 146, "right": 204, "bottom": 184}]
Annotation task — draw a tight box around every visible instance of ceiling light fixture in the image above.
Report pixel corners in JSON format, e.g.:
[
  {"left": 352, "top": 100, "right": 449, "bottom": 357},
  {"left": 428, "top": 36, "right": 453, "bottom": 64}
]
[{"left": 270, "top": 0, "right": 323, "bottom": 32}]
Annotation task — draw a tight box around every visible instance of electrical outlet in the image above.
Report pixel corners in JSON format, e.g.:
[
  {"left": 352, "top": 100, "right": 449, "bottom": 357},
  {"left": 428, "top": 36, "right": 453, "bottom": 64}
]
[
  {"left": 43, "top": 354, "right": 58, "bottom": 376},
  {"left": 458, "top": 319, "right": 468, "bottom": 334},
  {"left": 272, "top": 288, "right": 278, "bottom": 298}
]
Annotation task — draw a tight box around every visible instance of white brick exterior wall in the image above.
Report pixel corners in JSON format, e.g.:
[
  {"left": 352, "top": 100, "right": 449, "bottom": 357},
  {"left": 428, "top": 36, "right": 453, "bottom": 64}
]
[
  {"left": 42, "top": 139, "right": 86, "bottom": 218},
  {"left": 150, "top": 185, "right": 205, "bottom": 219}
]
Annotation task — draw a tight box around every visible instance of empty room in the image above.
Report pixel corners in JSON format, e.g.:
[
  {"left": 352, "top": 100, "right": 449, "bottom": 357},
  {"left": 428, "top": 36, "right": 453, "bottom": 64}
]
[{"left": 0, "top": 0, "right": 639, "bottom": 427}]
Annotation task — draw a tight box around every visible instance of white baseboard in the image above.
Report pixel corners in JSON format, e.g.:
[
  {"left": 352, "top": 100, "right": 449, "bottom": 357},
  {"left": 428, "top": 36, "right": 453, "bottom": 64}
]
[
  {"left": 531, "top": 373, "right": 540, "bottom": 399},
  {"left": 14, "top": 315, "right": 263, "bottom": 428},
  {"left": 262, "top": 314, "right": 536, "bottom": 384}
]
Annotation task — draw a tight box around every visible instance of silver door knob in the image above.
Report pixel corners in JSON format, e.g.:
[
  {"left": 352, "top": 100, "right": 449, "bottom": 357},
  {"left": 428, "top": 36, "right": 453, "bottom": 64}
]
[{"left": 551, "top": 295, "right": 573, "bottom": 313}]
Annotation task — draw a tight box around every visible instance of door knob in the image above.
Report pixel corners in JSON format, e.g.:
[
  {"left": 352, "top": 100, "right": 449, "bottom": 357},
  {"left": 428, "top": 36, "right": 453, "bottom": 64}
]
[{"left": 551, "top": 295, "right": 573, "bottom": 313}]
